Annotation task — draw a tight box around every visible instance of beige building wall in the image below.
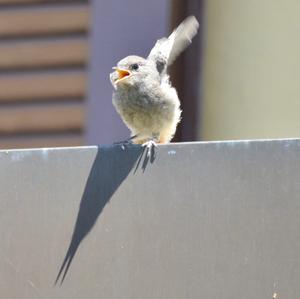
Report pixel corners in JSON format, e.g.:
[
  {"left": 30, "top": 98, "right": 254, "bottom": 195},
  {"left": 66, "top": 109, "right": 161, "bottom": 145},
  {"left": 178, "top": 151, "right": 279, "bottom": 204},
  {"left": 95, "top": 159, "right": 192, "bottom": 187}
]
[{"left": 200, "top": 1, "right": 300, "bottom": 140}]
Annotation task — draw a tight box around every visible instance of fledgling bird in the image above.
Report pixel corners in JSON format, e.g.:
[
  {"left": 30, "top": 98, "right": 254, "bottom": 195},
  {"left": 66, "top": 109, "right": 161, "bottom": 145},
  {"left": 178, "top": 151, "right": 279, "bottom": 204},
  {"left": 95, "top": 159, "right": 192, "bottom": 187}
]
[{"left": 110, "top": 16, "right": 199, "bottom": 149}]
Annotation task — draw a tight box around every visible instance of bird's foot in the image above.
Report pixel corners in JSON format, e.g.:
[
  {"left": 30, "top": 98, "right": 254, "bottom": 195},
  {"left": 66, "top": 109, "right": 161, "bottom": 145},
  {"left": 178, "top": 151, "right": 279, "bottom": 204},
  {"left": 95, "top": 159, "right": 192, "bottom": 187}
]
[
  {"left": 114, "top": 135, "right": 138, "bottom": 150},
  {"left": 114, "top": 140, "right": 132, "bottom": 150},
  {"left": 142, "top": 139, "right": 157, "bottom": 157}
]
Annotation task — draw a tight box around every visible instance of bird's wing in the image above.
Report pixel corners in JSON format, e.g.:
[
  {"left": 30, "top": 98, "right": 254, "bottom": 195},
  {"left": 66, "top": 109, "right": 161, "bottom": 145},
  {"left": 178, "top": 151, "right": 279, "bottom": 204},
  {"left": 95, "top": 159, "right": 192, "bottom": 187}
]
[{"left": 147, "top": 16, "right": 199, "bottom": 74}]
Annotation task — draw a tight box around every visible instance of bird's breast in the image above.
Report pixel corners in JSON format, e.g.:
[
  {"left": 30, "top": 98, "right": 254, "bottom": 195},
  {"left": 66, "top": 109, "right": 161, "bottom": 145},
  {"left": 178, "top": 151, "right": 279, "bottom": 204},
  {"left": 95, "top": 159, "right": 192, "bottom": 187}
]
[
  {"left": 113, "top": 87, "right": 163, "bottom": 113},
  {"left": 112, "top": 86, "right": 176, "bottom": 132}
]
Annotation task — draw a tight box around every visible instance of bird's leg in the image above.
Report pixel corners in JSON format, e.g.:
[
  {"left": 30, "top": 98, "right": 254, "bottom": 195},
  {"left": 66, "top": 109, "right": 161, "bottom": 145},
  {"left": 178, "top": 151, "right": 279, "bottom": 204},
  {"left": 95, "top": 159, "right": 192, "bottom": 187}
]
[{"left": 114, "top": 134, "right": 138, "bottom": 149}]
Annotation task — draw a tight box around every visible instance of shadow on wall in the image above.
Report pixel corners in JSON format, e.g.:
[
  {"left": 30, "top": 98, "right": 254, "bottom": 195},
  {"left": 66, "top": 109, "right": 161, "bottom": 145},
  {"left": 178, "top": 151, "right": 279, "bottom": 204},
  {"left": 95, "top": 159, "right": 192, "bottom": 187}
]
[{"left": 55, "top": 145, "right": 155, "bottom": 285}]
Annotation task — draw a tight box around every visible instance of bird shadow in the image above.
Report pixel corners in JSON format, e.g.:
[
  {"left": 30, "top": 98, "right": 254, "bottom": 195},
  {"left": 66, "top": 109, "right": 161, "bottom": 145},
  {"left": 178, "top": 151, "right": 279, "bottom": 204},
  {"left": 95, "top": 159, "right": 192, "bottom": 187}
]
[{"left": 55, "top": 144, "right": 156, "bottom": 285}]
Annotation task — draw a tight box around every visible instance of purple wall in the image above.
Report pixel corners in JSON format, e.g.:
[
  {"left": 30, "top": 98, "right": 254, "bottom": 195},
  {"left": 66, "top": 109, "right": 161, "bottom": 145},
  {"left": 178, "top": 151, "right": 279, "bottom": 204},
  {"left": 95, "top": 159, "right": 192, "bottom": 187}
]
[{"left": 86, "top": 0, "right": 171, "bottom": 145}]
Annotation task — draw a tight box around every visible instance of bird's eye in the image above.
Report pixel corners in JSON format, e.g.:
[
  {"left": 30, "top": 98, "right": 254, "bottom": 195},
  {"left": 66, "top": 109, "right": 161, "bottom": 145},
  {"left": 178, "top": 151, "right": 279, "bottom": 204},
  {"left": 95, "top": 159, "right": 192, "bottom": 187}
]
[{"left": 131, "top": 63, "right": 139, "bottom": 70}]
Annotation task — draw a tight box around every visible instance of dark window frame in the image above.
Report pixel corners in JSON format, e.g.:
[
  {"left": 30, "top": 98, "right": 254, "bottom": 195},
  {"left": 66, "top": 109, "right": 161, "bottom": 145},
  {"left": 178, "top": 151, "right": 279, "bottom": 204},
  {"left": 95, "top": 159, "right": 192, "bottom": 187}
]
[{"left": 171, "top": 0, "right": 204, "bottom": 142}]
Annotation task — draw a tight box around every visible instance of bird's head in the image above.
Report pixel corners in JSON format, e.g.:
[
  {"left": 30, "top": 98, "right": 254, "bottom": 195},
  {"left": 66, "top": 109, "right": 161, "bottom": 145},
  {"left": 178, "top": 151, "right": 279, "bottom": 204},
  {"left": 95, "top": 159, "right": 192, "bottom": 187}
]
[{"left": 110, "top": 55, "right": 159, "bottom": 89}]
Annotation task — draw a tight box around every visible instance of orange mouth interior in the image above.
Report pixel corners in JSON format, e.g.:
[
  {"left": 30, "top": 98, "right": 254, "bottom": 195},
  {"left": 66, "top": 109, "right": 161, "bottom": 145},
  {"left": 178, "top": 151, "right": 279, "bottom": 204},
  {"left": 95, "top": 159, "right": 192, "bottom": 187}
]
[{"left": 116, "top": 68, "right": 131, "bottom": 83}]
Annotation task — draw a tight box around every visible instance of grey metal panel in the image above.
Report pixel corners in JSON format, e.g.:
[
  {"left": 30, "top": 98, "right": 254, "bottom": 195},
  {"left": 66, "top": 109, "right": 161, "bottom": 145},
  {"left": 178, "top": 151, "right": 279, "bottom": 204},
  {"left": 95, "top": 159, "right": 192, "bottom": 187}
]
[{"left": 0, "top": 139, "right": 300, "bottom": 298}]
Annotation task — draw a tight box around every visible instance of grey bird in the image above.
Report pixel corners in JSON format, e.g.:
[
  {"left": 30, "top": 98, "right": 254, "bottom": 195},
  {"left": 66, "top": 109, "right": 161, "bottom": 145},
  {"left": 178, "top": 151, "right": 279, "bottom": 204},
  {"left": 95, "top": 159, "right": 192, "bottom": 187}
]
[{"left": 110, "top": 16, "right": 199, "bottom": 149}]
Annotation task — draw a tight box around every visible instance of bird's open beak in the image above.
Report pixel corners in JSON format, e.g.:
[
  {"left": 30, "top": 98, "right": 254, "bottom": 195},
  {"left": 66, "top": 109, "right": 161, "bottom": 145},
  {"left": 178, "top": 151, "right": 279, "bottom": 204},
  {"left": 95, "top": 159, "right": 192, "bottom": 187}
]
[{"left": 113, "top": 67, "right": 132, "bottom": 84}]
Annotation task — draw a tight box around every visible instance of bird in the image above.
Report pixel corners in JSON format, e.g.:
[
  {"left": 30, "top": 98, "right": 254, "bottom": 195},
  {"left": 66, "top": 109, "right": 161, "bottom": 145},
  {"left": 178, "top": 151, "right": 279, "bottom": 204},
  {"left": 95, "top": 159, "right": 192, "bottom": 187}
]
[{"left": 110, "top": 16, "right": 199, "bottom": 151}]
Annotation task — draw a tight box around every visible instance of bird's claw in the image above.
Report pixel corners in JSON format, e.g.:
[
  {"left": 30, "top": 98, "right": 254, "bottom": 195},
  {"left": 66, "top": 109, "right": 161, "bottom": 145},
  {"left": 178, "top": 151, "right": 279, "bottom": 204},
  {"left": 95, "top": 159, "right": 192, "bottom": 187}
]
[
  {"left": 114, "top": 135, "right": 138, "bottom": 150},
  {"left": 114, "top": 141, "right": 130, "bottom": 150},
  {"left": 142, "top": 139, "right": 157, "bottom": 148},
  {"left": 142, "top": 140, "right": 157, "bottom": 157}
]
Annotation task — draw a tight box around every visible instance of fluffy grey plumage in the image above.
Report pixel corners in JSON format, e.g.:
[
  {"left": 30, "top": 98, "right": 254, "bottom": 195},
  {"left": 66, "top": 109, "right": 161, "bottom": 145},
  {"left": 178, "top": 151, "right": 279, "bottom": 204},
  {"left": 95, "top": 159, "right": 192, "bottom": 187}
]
[{"left": 110, "top": 16, "right": 199, "bottom": 144}]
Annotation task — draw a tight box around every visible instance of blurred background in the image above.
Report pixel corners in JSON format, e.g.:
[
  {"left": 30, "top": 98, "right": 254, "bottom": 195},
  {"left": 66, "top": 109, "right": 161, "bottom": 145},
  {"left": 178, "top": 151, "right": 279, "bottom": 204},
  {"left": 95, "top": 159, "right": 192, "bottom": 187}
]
[{"left": 0, "top": 0, "right": 299, "bottom": 149}]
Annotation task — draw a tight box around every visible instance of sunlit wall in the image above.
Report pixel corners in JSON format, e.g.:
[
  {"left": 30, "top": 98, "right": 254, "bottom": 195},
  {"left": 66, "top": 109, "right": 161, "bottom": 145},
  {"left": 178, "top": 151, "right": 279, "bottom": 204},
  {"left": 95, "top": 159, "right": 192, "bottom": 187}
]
[{"left": 201, "top": 1, "right": 300, "bottom": 140}]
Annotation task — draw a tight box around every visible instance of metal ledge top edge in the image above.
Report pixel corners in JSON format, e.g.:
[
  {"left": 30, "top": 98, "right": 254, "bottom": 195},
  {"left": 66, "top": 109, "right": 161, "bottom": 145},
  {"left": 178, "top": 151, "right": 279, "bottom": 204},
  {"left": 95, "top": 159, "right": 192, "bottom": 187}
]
[{"left": 1, "top": 137, "right": 300, "bottom": 153}]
